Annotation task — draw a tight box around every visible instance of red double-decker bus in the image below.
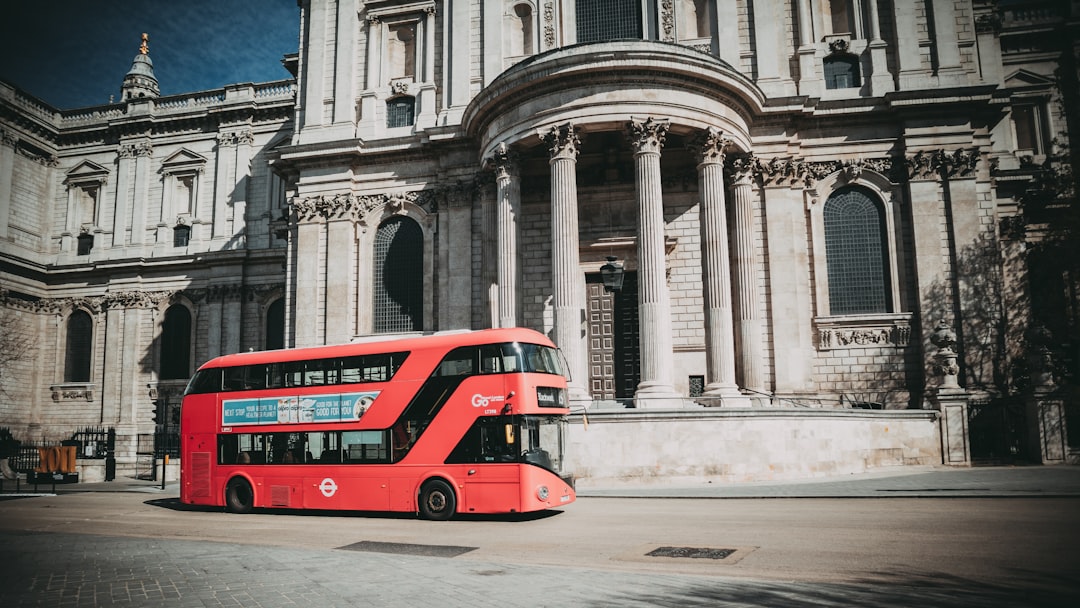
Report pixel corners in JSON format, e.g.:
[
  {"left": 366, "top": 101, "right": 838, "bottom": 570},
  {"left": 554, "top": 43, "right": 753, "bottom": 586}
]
[{"left": 179, "top": 328, "right": 575, "bottom": 519}]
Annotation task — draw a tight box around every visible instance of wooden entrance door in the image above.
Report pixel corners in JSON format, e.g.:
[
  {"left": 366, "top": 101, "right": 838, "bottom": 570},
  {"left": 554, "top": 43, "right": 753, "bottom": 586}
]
[{"left": 586, "top": 272, "right": 639, "bottom": 401}]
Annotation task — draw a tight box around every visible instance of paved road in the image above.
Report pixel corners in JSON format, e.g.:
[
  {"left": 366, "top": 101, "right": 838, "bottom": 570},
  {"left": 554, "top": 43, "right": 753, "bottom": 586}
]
[{"left": 2, "top": 466, "right": 1079, "bottom": 607}]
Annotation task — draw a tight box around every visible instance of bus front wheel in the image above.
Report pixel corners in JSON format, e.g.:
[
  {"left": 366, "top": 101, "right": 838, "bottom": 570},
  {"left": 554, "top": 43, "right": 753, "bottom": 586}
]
[
  {"left": 419, "top": 479, "right": 456, "bottom": 521},
  {"left": 225, "top": 477, "right": 254, "bottom": 514}
]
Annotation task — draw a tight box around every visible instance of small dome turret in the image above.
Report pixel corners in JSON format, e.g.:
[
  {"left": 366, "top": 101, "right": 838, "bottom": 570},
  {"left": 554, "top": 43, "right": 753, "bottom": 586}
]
[{"left": 121, "top": 33, "right": 160, "bottom": 100}]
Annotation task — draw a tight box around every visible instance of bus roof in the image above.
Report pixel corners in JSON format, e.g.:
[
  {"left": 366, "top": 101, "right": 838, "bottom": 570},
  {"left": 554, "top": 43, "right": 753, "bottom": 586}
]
[{"left": 195, "top": 327, "right": 556, "bottom": 371}]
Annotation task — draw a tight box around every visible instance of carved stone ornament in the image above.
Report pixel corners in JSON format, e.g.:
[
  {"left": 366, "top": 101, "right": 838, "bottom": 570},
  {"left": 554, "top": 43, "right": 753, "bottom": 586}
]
[
  {"left": 906, "top": 149, "right": 979, "bottom": 181},
  {"left": 688, "top": 127, "right": 730, "bottom": 165},
  {"left": 828, "top": 38, "right": 850, "bottom": 54},
  {"left": 627, "top": 117, "right": 669, "bottom": 155},
  {"left": 542, "top": 123, "right": 581, "bottom": 160},
  {"left": 816, "top": 317, "right": 912, "bottom": 351},
  {"left": 660, "top": 0, "right": 675, "bottom": 41},
  {"left": 488, "top": 142, "right": 519, "bottom": 181},
  {"left": 292, "top": 190, "right": 441, "bottom": 223}
]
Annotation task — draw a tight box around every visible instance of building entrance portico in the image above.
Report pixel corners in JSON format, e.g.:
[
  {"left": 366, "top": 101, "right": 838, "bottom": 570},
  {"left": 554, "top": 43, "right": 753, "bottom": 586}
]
[{"left": 464, "top": 41, "right": 763, "bottom": 408}]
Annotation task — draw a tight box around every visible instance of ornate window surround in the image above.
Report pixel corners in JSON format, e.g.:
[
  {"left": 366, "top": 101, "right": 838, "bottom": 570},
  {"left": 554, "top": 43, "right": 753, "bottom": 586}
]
[
  {"left": 62, "top": 161, "right": 110, "bottom": 251},
  {"left": 160, "top": 148, "right": 207, "bottom": 228},
  {"left": 805, "top": 161, "right": 913, "bottom": 350},
  {"left": 363, "top": 0, "right": 436, "bottom": 134}
]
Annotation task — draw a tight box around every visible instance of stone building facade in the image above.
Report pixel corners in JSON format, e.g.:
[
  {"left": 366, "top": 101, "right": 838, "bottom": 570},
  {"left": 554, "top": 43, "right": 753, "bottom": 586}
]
[{"left": 1, "top": 0, "right": 1077, "bottom": 479}]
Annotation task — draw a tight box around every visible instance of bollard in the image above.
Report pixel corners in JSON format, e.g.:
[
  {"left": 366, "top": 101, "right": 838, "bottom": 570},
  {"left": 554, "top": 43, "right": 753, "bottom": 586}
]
[{"left": 161, "top": 454, "right": 168, "bottom": 490}]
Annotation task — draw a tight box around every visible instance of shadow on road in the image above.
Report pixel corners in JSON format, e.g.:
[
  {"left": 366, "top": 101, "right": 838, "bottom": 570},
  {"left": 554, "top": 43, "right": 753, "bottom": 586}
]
[{"left": 143, "top": 497, "right": 565, "bottom": 522}]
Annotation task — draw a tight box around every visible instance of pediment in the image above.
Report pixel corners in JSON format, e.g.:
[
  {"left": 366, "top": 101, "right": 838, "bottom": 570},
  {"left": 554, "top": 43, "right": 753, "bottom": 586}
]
[
  {"left": 64, "top": 160, "right": 110, "bottom": 185},
  {"left": 1004, "top": 69, "right": 1054, "bottom": 90},
  {"left": 161, "top": 148, "right": 208, "bottom": 173}
]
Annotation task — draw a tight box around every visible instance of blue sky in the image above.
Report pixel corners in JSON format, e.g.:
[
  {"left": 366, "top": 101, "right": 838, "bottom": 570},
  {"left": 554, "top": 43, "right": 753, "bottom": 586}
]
[{"left": 1, "top": 1, "right": 301, "bottom": 109}]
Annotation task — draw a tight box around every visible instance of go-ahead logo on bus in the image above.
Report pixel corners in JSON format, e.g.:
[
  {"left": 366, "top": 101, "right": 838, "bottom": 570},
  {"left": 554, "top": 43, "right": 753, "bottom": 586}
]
[
  {"left": 471, "top": 394, "right": 504, "bottom": 408},
  {"left": 319, "top": 477, "right": 338, "bottom": 497}
]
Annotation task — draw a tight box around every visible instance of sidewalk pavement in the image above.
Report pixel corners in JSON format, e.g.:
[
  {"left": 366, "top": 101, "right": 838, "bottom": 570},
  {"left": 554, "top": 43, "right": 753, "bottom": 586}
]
[
  {"left": 577, "top": 465, "right": 1080, "bottom": 498},
  {"left": 4, "top": 464, "right": 1080, "bottom": 499}
]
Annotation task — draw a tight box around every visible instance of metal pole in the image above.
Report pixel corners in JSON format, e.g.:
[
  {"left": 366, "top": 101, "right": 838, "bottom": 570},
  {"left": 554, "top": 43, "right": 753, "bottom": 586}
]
[{"left": 161, "top": 454, "right": 167, "bottom": 491}]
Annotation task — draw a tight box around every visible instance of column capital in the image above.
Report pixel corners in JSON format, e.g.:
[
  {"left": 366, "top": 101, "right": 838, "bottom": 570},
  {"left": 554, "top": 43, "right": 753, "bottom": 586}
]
[
  {"left": 688, "top": 127, "right": 733, "bottom": 165},
  {"left": 542, "top": 123, "right": 581, "bottom": 161},
  {"left": 726, "top": 153, "right": 756, "bottom": 185},
  {"left": 627, "top": 117, "right": 669, "bottom": 155},
  {"left": 487, "top": 142, "right": 520, "bottom": 181}
]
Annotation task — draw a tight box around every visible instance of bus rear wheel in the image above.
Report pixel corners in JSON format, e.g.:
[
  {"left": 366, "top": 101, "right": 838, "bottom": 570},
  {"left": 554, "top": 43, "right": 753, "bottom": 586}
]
[
  {"left": 419, "top": 479, "right": 455, "bottom": 521},
  {"left": 225, "top": 477, "right": 254, "bottom": 514}
]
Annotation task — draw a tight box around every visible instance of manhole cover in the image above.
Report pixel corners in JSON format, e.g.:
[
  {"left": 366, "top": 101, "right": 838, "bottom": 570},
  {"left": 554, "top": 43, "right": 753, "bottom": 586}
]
[
  {"left": 646, "top": 546, "right": 736, "bottom": 560},
  {"left": 337, "top": 540, "right": 477, "bottom": 558}
]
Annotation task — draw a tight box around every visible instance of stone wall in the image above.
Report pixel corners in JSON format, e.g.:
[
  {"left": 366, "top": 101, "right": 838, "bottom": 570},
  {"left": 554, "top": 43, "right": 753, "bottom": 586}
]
[{"left": 566, "top": 407, "right": 942, "bottom": 488}]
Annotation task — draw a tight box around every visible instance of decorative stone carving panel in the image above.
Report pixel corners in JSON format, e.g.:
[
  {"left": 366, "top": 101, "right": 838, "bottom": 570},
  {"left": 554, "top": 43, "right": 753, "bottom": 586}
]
[{"left": 816, "top": 315, "right": 913, "bottom": 351}]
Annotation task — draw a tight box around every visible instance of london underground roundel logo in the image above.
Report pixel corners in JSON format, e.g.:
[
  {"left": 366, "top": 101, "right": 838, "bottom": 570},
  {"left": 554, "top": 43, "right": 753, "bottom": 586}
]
[{"left": 319, "top": 477, "right": 338, "bottom": 497}]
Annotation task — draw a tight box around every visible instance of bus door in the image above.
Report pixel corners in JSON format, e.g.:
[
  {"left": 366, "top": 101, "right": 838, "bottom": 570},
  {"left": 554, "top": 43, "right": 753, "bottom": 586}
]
[{"left": 455, "top": 415, "right": 521, "bottom": 514}]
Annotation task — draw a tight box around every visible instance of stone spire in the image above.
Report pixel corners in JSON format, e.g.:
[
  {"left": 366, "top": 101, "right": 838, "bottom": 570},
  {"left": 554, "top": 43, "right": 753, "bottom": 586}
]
[{"left": 121, "top": 33, "right": 160, "bottom": 100}]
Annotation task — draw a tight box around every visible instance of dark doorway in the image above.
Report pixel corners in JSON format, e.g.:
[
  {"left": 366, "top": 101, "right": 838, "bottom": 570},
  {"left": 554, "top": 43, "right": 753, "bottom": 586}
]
[{"left": 586, "top": 271, "right": 639, "bottom": 401}]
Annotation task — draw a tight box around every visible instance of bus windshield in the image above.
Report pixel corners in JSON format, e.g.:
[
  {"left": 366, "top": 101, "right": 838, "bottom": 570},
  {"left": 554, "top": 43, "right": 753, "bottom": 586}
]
[{"left": 447, "top": 414, "right": 569, "bottom": 478}]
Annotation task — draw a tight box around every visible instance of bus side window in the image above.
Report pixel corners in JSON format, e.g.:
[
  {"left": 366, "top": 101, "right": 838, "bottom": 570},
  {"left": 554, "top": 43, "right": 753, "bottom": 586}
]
[
  {"left": 284, "top": 361, "right": 304, "bottom": 387},
  {"left": 438, "top": 347, "right": 477, "bottom": 377},
  {"left": 218, "top": 434, "right": 240, "bottom": 464}
]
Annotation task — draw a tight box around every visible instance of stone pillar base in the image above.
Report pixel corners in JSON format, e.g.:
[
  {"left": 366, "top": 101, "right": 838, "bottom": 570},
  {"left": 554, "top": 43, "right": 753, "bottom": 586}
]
[
  {"left": 1029, "top": 390, "right": 1069, "bottom": 464},
  {"left": 932, "top": 387, "right": 971, "bottom": 466}
]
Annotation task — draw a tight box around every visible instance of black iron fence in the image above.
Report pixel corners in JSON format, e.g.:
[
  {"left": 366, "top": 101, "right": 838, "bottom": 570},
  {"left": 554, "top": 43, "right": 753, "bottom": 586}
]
[{"left": 0, "top": 426, "right": 116, "bottom": 482}]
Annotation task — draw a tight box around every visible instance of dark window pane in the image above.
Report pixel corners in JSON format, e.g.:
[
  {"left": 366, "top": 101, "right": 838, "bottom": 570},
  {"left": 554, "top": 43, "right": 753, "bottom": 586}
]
[
  {"left": 77, "top": 233, "right": 94, "bottom": 256},
  {"left": 374, "top": 217, "right": 423, "bottom": 333},
  {"left": 824, "top": 56, "right": 860, "bottom": 89},
  {"left": 173, "top": 225, "right": 190, "bottom": 247},
  {"left": 64, "top": 311, "right": 93, "bottom": 382},
  {"left": 387, "top": 97, "right": 415, "bottom": 128},
  {"left": 577, "top": 0, "right": 642, "bottom": 43},
  {"left": 824, "top": 187, "right": 889, "bottom": 315},
  {"left": 265, "top": 298, "right": 285, "bottom": 350},
  {"left": 160, "top": 305, "right": 192, "bottom": 379}
]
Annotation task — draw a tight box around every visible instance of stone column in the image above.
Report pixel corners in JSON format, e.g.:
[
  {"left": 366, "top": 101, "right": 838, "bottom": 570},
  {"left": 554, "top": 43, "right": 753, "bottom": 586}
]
[
  {"left": 690, "top": 129, "right": 747, "bottom": 406},
  {"left": 542, "top": 123, "right": 590, "bottom": 405},
  {"left": 325, "top": 198, "right": 357, "bottom": 344},
  {"left": 130, "top": 141, "right": 152, "bottom": 247},
  {"left": 865, "top": 0, "right": 894, "bottom": 94},
  {"left": 292, "top": 201, "right": 323, "bottom": 348},
  {"left": 751, "top": 0, "right": 795, "bottom": 96},
  {"left": 730, "top": 160, "right": 765, "bottom": 393},
  {"left": 332, "top": 0, "right": 356, "bottom": 126},
  {"left": 213, "top": 132, "right": 235, "bottom": 239},
  {"left": 492, "top": 143, "right": 520, "bottom": 328},
  {"left": 795, "top": 0, "right": 822, "bottom": 98},
  {"left": 0, "top": 128, "right": 16, "bottom": 239},
  {"left": 628, "top": 117, "right": 680, "bottom": 405},
  {"left": 929, "top": 0, "right": 965, "bottom": 85},
  {"left": 112, "top": 143, "right": 135, "bottom": 248},
  {"left": 232, "top": 130, "right": 253, "bottom": 247},
  {"left": 893, "top": 2, "right": 923, "bottom": 89},
  {"left": 478, "top": 176, "right": 498, "bottom": 328}
]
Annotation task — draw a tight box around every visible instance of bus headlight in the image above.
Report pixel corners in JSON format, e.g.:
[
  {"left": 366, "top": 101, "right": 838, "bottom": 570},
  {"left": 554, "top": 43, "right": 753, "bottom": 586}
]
[{"left": 536, "top": 485, "right": 549, "bottom": 501}]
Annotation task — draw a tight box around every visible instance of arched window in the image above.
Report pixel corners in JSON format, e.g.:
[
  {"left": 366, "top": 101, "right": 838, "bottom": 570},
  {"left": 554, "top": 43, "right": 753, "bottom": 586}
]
[
  {"left": 577, "top": 0, "right": 642, "bottom": 43},
  {"left": 387, "top": 96, "right": 415, "bottom": 128},
  {"left": 160, "top": 305, "right": 192, "bottom": 379},
  {"left": 64, "top": 310, "right": 93, "bottom": 383},
  {"left": 266, "top": 298, "right": 285, "bottom": 350},
  {"left": 374, "top": 217, "right": 424, "bottom": 333},
  {"left": 824, "top": 187, "right": 889, "bottom": 315},
  {"left": 824, "top": 55, "right": 861, "bottom": 89}
]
